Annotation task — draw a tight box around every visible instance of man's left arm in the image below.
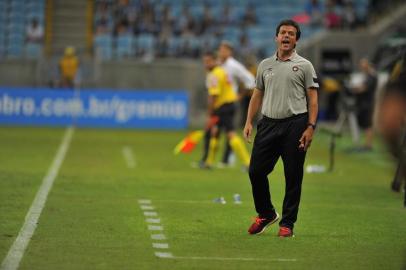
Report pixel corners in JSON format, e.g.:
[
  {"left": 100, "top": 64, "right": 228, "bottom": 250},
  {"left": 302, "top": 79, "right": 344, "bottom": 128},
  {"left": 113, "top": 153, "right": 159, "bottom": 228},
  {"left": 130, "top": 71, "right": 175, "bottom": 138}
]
[
  {"left": 299, "top": 88, "right": 318, "bottom": 151},
  {"left": 299, "top": 62, "right": 319, "bottom": 151}
]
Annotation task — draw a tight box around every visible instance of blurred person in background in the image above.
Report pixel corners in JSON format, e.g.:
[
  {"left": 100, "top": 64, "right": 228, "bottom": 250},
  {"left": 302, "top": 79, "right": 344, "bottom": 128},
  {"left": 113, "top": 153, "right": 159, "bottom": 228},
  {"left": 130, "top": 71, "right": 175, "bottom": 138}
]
[
  {"left": 217, "top": 41, "right": 256, "bottom": 167},
  {"left": 304, "top": 0, "right": 323, "bottom": 27},
  {"left": 59, "top": 46, "right": 80, "bottom": 89},
  {"left": 199, "top": 41, "right": 255, "bottom": 168},
  {"left": 341, "top": 1, "right": 357, "bottom": 29},
  {"left": 241, "top": 4, "right": 258, "bottom": 27},
  {"left": 200, "top": 51, "right": 251, "bottom": 170},
  {"left": 94, "top": 1, "right": 113, "bottom": 35},
  {"left": 352, "top": 58, "right": 378, "bottom": 151},
  {"left": 378, "top": 58, "right": 406, "bottom": 206},
  {"left": 324, "top": 0, "right": 342, "bottom": 29},
  {"left": 25, "top": 18, "right": 43, "bottom": 44}
]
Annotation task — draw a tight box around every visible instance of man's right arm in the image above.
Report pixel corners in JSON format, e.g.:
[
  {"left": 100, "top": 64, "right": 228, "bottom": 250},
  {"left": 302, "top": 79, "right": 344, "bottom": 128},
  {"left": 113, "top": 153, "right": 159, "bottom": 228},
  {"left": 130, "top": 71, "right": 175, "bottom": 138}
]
[{"left": 243, "top": 88, "right": 264, "bottom": 143}]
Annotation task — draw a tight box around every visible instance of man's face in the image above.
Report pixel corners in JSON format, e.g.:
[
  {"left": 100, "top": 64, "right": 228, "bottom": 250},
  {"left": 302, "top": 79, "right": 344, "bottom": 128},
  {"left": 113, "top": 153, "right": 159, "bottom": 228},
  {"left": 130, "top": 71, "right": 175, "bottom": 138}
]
[
  {"left": 275, "top": 25, "right": 297, "bottom": 52},
  {"left": 217, "top": 45, "right": 231, "bottom": 62},
  {"left": 203, "top": 55, "right": 216, "bottom": 71}
]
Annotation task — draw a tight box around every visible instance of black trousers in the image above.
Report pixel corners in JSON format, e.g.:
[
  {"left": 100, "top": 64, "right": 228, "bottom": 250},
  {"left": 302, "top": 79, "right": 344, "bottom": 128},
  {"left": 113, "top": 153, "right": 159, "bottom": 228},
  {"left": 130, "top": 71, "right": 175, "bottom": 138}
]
[
  {"left": 249, "top": 113, "right": 308, "bottom": 229},
  {"left": 200, "top": 103, "right": 236, "bottom": 163}
]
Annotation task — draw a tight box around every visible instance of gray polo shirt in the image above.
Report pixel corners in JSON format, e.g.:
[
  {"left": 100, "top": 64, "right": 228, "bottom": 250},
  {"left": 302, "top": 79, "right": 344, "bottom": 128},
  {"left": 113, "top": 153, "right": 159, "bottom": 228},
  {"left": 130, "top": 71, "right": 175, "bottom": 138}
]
[{"left": 256, "top": 51, "right": 319, "bottom": 119}]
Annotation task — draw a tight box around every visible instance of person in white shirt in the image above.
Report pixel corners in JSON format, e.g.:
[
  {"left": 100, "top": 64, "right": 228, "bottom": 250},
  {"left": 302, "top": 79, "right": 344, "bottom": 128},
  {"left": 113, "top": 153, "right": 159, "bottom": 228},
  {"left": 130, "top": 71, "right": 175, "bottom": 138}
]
[
  {"left": 219, "top": 41, "right": 255, "bottom": 166},
  {"left": 218, "top": 41, "right": 256, "bottom": 95},
  {"left": 26, "top": 18, "right": 44, "bottom": 44}
]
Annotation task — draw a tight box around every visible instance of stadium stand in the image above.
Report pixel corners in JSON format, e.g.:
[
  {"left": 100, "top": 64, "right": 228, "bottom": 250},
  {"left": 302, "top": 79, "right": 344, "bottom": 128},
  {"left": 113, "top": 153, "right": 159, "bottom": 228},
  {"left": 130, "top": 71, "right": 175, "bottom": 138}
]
[
  {"left": 0, "top": 0, "right": 383, "bottom": 60},
  {"left": 0, "top": 0, "right": 45, "bottom": 59},
  {"left": 91, "top": 0, "right": 372, "bottom": 61}
]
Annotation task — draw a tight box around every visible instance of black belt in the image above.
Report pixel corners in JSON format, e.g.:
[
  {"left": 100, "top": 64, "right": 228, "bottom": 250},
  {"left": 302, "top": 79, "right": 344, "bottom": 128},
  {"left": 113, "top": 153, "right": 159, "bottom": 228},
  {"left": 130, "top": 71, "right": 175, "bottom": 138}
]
[{"left": 262, "top": 112, "right": 308, "bottom": 123}]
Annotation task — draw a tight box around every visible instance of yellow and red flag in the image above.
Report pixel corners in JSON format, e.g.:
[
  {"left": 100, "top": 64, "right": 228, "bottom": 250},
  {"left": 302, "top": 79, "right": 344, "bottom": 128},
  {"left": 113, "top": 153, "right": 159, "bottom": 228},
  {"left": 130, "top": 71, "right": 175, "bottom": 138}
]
[{"left": 173, "top": 130, "right": 204, "bottom": 154}]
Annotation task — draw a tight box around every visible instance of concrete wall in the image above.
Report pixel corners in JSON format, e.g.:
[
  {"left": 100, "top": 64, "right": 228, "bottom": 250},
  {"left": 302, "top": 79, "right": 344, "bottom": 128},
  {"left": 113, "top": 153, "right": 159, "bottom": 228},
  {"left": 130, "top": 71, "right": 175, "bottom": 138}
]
[
  {"left": 299, "top": 31, "right": 375, "bottom": 72},
  {"left": 0, "top": 60, "right": 40, "bottom": 87}
]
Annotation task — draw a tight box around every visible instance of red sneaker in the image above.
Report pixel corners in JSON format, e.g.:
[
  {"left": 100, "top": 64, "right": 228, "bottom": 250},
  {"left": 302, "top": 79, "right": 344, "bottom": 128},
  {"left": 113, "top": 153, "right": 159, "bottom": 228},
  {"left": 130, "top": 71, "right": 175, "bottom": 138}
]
[
  {"left": 278, "top": 226, "right": 294, "bottom": 237},
  {"left": 248, "top": 212, "right": 279, "bottom": 235}
]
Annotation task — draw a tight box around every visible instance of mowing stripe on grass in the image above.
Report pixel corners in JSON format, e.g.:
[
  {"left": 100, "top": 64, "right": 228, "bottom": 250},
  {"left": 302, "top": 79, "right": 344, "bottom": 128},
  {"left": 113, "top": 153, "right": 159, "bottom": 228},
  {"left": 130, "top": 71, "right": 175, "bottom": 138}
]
[
  {"left": 0, "top": 127, "right": 74, "bottom": 270},
  {"left": 173, "top": 256, "right": 297, "bottom": 262},
  {"left": 140, "top": 199, "right": 296, "bottom": 262},
  {"left": 155, "top": 199, "right": 213, "bottom": 204},
  {"left": 122, "top": 146, "right": 136, "bottom": 168}
]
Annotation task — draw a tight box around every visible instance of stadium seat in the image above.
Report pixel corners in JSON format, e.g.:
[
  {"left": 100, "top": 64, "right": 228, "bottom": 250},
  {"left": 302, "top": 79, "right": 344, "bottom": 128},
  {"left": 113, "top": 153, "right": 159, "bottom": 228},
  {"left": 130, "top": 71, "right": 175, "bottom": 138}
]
[
  {"left": 167, "top": 36, "right": 182, "bottom": 56},
  {"left": 94, "top": 34, "right": 113, "bottom": 60},
  {"left": 7, "top": 32, "right": 25, "bottom": 44},
  {"left": 116, "top": 34, "right": 134, "bottom": 59},
  {"left": 25, "top": 43, "right": 42, "bottom": 59},
  {"left": 0, "top": 37, "right": 5, "bottom": 56},
  {"left": 6, "top": 43, "right": 24, "bottom": 58},
  {"left": 222, "top": 26, "right": 241, "bottom": 45},
  {"left": 136, "top": 33, "right": 156, "bottom": 56}
]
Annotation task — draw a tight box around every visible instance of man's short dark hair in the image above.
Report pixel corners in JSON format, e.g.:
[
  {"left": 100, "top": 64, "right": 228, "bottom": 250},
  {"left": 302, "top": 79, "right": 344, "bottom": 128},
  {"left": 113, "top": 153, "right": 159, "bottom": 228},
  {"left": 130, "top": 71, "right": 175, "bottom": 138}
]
[{"left": 276, "top": 19, "right": 301, "bottom": 40}]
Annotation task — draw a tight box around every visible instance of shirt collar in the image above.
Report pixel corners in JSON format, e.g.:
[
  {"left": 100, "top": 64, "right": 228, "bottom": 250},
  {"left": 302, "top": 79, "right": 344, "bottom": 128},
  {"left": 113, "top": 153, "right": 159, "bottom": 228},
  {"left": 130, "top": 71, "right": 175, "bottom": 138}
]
[{"left": 274, "top": 51, "right": 297, "bottom": 62}]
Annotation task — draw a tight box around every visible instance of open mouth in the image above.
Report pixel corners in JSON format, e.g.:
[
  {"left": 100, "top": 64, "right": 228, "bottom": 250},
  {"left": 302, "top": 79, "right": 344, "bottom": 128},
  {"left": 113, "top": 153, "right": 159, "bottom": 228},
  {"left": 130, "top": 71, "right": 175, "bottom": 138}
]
[{"left": 282, "top": 40, "right": 290, "bottom": 44}]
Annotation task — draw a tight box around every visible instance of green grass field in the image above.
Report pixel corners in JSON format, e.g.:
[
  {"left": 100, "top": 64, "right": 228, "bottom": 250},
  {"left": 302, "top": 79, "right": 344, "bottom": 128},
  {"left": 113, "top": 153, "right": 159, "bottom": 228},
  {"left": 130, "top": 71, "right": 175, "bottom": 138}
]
[{"left": 0, "top": 126, "right": 405, "bottom": 270}]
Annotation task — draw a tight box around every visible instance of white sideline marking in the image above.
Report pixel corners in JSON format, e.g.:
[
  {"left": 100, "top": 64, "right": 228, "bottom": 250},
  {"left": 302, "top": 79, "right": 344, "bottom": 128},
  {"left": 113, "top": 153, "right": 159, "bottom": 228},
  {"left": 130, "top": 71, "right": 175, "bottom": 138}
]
[
  {"left": 138, "top": 199, "right": 151, "bottom": 204},
  {"left": 122, "top": 146, "right": 136, "bottom": 168},
  {"left": 151, "top": 234, "right": 166, "bottom": 240},
  {"left": 146, "top": 218, "right": 161, "bottom": 224},
  {"left": 152, "top": 243, "right": 169, "bottom": 249},
  {"left": 155, "top": 252, "right": 174, "bottom": 258},
  {"left": 172, "top": 256, "right": 297, "bottom": 262},
  {"left": 148, "top": 225, "right": 163, "bottom": 231},
  {"left": 140, "top": 205, "right": 155, "bottom": 210},
  {"left": 0, "top": 127, "right": 74, "bottom": 270},
  {"left": 143, "top": 211, "right": 157, "bottom": 217}
]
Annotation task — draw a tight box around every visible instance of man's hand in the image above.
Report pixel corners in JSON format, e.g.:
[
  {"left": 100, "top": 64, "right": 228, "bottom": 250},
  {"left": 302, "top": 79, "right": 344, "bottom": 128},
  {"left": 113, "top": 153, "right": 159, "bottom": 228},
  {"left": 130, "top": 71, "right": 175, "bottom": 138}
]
[
  {"left": 244, "top": 122, "right": 253, "bottom": 143},
  {"left": 299, "top": 127, "right": 314, "bottom": 151},
  {"left": 206, "top": 115, "right": 219, "bottom": 130}
]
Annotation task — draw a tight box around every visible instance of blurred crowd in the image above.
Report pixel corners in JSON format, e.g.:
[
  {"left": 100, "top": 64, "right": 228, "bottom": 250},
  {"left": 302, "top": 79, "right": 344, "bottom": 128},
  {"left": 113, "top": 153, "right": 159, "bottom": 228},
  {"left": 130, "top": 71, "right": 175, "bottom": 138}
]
[
  {"left": 95, "top": 0, "right": 258, "bottom": 38},
  {"left": 94, "top": 0, "right": 260, "bottom": 59},
  {"left": 304, "top": 0, "right": 366, "bottom": 29},
  {"left": 92, "top": 0, "right": 378, "bottom": 61}
]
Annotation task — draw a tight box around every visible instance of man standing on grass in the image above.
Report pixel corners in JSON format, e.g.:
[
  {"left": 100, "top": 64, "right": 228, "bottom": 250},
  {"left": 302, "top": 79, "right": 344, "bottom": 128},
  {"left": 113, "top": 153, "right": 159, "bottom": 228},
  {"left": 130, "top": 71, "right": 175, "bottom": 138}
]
[{"left": 243, "top": 19, "right": 319, "bottom": 237}]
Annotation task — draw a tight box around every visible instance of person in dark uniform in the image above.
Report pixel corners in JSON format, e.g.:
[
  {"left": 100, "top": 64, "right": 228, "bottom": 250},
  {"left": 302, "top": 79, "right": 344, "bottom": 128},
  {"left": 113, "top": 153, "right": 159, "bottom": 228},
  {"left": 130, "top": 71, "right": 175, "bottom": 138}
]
[
  {"left": 353, "top": 58, "right": 378, "bottom": 150},
  {"left": 243, "top": 19, "right": 319, "bottom": 237}
]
